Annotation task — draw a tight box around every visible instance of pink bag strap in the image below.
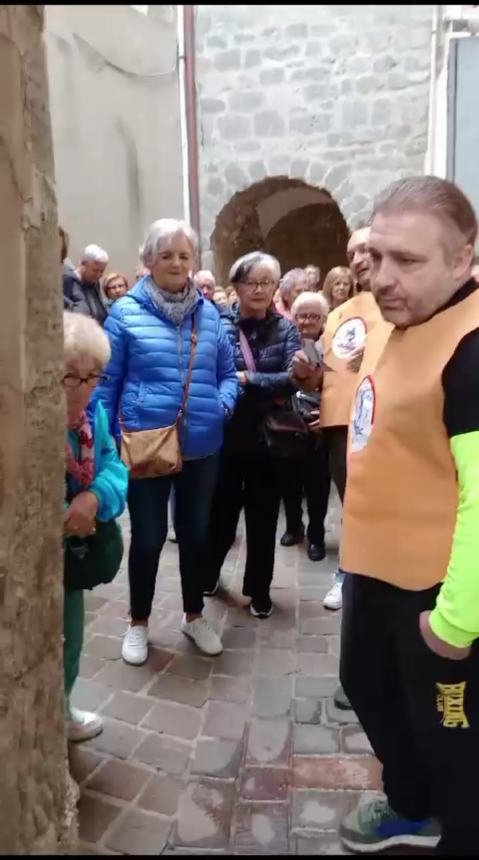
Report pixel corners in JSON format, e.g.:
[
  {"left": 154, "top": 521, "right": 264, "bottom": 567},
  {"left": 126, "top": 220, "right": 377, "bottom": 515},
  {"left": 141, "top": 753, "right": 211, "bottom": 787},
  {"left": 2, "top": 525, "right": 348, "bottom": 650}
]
[{"left": 238, "top": 328, "right": 257, "bottom": 373}]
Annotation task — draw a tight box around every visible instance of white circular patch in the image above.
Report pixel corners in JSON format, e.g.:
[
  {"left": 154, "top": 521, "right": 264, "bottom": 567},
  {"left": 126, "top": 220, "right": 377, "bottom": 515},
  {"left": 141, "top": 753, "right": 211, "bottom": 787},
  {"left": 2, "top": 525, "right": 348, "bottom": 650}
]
[
  {"left": 351, "top": 376, "right": 375, "bottom": 453},
  {"left": 332, "top": 317, "right": 367, "bottom": 359}
]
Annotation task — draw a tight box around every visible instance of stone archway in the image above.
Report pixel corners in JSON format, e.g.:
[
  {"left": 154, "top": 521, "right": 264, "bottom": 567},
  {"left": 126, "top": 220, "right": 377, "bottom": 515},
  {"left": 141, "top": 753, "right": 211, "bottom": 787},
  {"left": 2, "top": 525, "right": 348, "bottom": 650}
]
[{"left": 210, "top": 177, "right": 349, "bottom": 285}]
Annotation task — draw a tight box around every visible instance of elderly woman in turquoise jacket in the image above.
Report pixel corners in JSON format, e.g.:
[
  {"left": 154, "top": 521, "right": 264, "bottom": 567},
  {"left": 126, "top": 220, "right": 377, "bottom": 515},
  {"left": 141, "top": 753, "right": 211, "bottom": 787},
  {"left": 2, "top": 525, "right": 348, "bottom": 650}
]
[
  {"left": 95, "top": 219, "right": 238, "bottom": 662},
  {"left": 63, "top": 311, "right": 129, "bottom": 743}
]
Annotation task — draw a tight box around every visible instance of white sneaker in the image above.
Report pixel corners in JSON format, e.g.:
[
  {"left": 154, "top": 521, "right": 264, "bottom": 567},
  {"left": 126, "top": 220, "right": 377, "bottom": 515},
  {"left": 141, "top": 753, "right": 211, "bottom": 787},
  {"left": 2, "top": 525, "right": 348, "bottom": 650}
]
[
  {"left": 67, "top": 705, "right": 103, "bottom": 743},
  {"left": 323, "top": 580, "right": 343, "bottom": 611},
  {"left": 181, "top": 615, "right": 223, "bottom": 656},
  {"left": 122, "top": 624, "right": 149, "bottom": 665}
]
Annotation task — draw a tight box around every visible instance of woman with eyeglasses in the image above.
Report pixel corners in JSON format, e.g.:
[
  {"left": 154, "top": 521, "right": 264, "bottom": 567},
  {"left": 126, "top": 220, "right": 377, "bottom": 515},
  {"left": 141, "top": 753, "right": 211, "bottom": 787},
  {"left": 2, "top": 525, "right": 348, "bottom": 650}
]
[
  {"left": 204, "top": 252, "right": 301, "bottom": 618},
  {"left": 63, "top": 312, "right": 128, "bottom": 742}
]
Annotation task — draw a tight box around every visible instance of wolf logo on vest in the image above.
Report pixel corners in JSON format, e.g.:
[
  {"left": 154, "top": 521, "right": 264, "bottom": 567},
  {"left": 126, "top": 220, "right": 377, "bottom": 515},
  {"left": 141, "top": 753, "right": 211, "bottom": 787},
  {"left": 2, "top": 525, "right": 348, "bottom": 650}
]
[
  {"left": 436, "top": 682, "right": 469, "bottom": 729},
  {"left": 332, "top": 317, "right": 367, "bottom": 359},
  {"left": 350, "top": 375, "right": 375, "bottom": 453}
]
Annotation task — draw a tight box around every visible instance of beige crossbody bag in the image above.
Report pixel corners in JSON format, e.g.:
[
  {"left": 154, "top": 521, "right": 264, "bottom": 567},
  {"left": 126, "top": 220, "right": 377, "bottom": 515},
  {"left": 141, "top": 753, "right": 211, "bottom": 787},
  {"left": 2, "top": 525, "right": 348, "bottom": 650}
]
[{"left": 120, "top": 317, "right": 198, "bottom": 479}]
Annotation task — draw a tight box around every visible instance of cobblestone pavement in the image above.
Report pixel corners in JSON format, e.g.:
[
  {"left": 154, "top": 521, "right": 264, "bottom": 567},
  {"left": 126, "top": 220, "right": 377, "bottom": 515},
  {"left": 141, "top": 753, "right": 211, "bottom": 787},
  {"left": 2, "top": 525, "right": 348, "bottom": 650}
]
[{"left": 70, "top": 497, "right": 383, "bottom": 855}]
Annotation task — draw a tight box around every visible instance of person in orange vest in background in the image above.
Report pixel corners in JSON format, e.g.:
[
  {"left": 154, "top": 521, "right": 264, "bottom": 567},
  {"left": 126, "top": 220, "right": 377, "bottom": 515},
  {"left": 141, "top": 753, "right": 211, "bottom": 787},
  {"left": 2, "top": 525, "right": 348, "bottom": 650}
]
[{"left": 337, "top": 176, "right": 479, "bottom": 855}]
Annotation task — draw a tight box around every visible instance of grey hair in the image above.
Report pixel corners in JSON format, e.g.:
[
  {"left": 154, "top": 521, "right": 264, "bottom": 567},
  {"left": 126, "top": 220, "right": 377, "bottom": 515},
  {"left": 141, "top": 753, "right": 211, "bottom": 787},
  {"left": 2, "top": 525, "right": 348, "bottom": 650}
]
[
  {"left": 140, "top": 219, "right": 199, "bottom": 269},
  {"left": 279, "top": 267, "right": 307, "bottom": 300},
  {"left": 194, "top": 269, "right": 216, "bottom": 286},
  {"left": 82, "top": 244, "right": 109, "bottom": 264},
  {"left": 229, "top": 251, "right": 281, "bottom": 285},
  {"left": 291, "top": 290, "right": 330, "bottom": 318},
  {"left": 63, "top": 311, "right": 111, "bottom": 369}
]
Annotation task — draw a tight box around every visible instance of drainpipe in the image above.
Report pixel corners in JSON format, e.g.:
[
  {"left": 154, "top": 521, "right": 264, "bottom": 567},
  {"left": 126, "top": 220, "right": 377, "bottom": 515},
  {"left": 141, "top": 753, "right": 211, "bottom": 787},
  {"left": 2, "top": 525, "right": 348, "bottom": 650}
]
[
  {"left": 425, "top": 5, "right": 440, "bottom": 174},
  {"left": 182, "top": 5, "right": 201, "bottom": 241},
  {"left": 177, "top": 5, "right": 190, "bottom": 223}
]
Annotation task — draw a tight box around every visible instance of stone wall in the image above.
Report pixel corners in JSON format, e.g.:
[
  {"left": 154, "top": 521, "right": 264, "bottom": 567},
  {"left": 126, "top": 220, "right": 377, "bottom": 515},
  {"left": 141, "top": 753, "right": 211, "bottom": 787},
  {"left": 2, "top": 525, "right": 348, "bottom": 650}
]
[
  {"left": 195, "top": 4, "right": 433, "bottom": 272},
  {"left": 0, "top": 5, "right": 71, "bottom": 852}
]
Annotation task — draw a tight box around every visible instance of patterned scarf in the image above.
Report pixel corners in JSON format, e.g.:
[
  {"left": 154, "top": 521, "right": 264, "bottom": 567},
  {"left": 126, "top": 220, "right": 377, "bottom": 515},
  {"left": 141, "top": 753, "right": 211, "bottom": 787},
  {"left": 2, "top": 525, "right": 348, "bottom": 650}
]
[
  {"left": 145, "top": 276, "right": 200, "bottom": 327},
  {"left": 66, "top": 411, "right": 95, "bottom": 488}
]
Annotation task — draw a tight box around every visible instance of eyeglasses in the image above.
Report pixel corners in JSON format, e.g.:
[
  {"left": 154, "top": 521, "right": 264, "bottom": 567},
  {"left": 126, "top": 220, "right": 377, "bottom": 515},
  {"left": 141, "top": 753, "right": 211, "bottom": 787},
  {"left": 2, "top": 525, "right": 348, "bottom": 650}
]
[
  {"left": 62, "top": 373, "right": 108, "bottom": 389},
  {"left": 241, "top": 279, "right": 275, "bottom": 290},
  {"left": 295, "top": 312, "right": 322, "bottom": 321}
]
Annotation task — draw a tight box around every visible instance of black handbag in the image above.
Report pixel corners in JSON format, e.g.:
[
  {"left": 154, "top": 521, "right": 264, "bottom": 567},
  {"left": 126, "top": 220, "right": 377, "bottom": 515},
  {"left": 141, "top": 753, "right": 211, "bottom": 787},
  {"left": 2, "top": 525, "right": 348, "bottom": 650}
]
[{"left": 64, "top": 519, "right": 124, "bottom": 591}]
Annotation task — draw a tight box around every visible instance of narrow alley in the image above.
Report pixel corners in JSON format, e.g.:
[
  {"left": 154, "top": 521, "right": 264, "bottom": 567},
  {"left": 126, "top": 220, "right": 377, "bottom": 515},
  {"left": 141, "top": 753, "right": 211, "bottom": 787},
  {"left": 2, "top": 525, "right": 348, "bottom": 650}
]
[{"left": 70, "top": 499, "right": 382, "bottom": 855}]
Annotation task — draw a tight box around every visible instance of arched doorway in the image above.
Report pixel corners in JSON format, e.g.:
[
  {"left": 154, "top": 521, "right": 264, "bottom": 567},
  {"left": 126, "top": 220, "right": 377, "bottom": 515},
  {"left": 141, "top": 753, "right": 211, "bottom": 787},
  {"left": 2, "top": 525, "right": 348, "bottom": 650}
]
[{"left": 210, "top": 177, "right": 349, "bottom": 285}]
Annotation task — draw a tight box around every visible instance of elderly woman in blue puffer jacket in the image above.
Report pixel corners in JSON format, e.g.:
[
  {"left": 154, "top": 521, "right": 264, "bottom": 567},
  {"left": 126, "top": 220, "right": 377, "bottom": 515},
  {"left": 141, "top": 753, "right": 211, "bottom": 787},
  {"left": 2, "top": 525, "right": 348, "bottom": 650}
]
[{"left": 95, "top": 219, "right": 238, "bottom": 661}]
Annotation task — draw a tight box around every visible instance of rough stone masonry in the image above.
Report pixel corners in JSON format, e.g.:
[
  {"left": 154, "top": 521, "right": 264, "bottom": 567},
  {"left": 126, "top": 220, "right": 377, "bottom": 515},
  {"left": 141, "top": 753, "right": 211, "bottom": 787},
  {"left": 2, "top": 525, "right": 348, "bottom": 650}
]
[{"left": 195, "top": 4, "right": 433, "bottom": 268}]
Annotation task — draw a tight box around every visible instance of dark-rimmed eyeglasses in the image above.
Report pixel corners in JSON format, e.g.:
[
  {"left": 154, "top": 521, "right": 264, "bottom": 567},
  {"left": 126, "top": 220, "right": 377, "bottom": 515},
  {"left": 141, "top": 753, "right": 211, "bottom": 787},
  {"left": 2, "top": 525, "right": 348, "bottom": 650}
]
[
  {"left": 295, "top": 312, "right": 322, "bottom": 321},
  {"left": 62, "top": 373, "right": 108, "bottom": 389},
  {"left": 240, "top": 279, "right": 275, "bottom": 290}
]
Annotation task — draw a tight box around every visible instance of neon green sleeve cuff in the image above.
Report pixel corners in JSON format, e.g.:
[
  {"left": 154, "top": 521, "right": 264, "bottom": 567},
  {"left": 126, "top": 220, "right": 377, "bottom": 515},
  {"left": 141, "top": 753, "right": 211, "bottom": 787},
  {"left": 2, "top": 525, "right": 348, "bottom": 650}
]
[
  {"left": 432, "top": 431, "right": 479, "bottom": 648},
  {"left": 429, "top": 607, "right": 474, "bottom": 649}
]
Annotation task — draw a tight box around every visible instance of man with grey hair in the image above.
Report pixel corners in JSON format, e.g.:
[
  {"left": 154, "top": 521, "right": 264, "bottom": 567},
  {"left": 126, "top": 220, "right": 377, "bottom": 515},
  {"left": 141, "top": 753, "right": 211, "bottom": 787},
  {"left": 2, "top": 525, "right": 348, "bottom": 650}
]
[
  {"left": 275, "top": 267, "right": 308, "bottom": 321},
  {"left": 63, "top": 244, "right": 109, "bottom": 326},
  {"left": 194, "top": 269, "right": 216, "bottom": 301}
]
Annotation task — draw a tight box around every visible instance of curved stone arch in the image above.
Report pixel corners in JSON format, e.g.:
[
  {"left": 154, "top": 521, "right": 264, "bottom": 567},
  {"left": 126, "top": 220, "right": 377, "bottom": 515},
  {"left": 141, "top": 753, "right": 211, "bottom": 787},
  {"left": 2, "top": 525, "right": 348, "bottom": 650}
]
[{"left": 209, "top": 176, "right": 350, "bottom": 284}]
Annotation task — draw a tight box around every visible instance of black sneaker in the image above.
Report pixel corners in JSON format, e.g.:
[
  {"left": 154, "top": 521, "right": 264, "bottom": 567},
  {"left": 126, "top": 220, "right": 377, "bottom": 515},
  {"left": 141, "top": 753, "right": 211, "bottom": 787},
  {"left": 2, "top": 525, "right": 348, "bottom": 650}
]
[
  {"left": 250, "top": 598, "right": 273, "bottom": 618},
  {"left": 280, "top": 526, "right": 305, "bottom": 547},
  {"left": 307, "top": 541, "right": 326, "bottom": 562}
]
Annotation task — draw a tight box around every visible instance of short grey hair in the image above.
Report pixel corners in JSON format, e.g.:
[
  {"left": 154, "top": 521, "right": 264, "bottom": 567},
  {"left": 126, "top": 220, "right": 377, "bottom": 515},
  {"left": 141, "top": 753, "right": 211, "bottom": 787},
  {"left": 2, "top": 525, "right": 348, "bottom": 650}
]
[
  {"left": 82, "top": 244, "right": 109, "bottom": 264},
  {"left": 279, "top": 267, "right": 308, "bottom": 300},
  {"left": 194, "top": 269, "right": 216, "bottom": 286},
  {"left": 229, "top": 251, "right": 281, "bottom": 285},
  {"left": 291, "top": 290, "right": 330, "bottom": 319},
  {"left": 63, "top": 311, "right": 111, "bottom": 369},
  {"left": 140, "top": 219, "right": 199, "bottom": 269}
]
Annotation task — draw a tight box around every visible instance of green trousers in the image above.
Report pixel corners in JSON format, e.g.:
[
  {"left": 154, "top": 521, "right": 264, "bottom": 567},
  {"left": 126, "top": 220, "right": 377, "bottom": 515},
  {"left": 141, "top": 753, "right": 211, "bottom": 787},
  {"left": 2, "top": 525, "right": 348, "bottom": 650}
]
[{"left": 64, "top": 588, "right": 85, "bottom": 698}]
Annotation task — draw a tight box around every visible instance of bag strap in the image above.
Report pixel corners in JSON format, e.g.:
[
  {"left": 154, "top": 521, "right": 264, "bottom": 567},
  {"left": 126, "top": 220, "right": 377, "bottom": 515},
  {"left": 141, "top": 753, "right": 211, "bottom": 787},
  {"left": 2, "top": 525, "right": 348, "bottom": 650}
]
[
  {"left": 238, "top": 328, "right": 257, "bottom": 373},
  {"left": 177, "top": 314, "right": 198, "bottom": 423}
]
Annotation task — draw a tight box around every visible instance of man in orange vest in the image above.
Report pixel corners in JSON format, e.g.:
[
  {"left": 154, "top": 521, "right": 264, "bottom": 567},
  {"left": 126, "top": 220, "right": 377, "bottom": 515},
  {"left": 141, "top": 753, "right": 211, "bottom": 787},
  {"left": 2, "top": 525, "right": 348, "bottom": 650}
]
[{"left": 338, "top": 176, "right": 479, "bottom": 854}]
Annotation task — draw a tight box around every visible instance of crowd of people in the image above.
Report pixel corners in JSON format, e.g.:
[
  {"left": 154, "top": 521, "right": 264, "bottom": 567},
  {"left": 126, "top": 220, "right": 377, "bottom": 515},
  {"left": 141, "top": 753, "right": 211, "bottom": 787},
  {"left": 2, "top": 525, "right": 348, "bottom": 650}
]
[{"left": 61, "top": 174, "right": 479, "bottom": 855}]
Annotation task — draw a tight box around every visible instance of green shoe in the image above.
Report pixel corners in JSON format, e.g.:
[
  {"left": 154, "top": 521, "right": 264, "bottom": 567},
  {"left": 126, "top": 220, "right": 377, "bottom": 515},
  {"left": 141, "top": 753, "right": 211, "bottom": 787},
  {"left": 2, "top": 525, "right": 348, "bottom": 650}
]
[
  {"left": 333, "top": 684, "right": 352, "bottom": 710},
  {"left": 340, "top": 797, "right": 440, "bottom": 853}
]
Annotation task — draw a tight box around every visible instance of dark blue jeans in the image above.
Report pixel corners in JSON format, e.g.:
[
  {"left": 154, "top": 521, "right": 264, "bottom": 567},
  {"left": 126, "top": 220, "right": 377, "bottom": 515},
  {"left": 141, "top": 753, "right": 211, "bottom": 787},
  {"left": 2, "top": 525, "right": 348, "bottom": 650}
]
[{"left": 128, "top": 454, "right": 219, "bottom": 618}]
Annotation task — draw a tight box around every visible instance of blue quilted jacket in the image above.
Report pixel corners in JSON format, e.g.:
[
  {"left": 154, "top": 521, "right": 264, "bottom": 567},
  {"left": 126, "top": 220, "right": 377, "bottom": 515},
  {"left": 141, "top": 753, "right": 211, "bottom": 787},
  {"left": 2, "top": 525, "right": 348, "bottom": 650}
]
[{"left": 94, "top": 278, "right": 238, "bottom": 460}]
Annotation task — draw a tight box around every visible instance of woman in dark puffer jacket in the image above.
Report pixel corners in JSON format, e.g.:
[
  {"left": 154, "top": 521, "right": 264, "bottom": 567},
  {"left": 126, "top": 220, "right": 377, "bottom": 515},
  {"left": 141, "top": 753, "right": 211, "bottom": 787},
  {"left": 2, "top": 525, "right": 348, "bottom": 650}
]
[{"left": 204, "top": 252, "right": 301, "bottom": 618}]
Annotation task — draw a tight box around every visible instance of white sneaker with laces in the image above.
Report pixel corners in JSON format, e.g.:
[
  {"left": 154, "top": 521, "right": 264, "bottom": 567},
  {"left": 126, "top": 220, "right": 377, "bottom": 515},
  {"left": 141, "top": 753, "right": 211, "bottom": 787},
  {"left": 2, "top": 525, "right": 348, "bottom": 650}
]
[
  {"left": 67, "top": 704, "right": 103, "bottom": 743},
  {"left": 122, "top": 624, "right": 149, "bottom": 665},
  {"left": 323, "top": 580, "right": 343, "bottom": 611},
  {"left": 181, "top": 615, "right": 223, "bottom": 656}
]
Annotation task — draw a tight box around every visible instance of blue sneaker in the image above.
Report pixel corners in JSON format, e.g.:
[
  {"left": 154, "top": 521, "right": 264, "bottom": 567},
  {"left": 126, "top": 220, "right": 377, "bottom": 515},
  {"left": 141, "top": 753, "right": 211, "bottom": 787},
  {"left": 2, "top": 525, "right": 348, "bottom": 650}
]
[{"left": 340, "top": 798, "right": 440, "bottom": 853}]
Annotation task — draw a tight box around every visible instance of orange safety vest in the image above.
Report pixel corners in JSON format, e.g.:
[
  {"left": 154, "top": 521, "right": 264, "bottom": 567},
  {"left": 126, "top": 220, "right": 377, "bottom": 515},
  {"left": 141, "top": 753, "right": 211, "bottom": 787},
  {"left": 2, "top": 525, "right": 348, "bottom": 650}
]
[{"left": 341, "top": 289, "right": 479, "bottom": 590}]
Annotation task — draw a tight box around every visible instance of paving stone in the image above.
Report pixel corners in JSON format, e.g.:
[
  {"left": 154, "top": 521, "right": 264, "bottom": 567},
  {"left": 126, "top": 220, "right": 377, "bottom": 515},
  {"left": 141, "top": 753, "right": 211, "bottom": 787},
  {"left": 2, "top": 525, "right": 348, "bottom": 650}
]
[
  {"left": 246, "top": 719, "right": 292, "bottom": 766},
  {"left": 294, "top": 724, "right": 339, "bottom": 755},
  {"left": 203, "top": 700, "right": 247, "bottom": 741},
  {"left": 160, "top": 593, "right": 185, "bottom": 610},
  {"left": 256, "top": 627, "right": 297, "bottom": 649},
  {"left": 84, "top": 594, "right": 109, "bottom": 613},
  {"left": 135, "top": 733, "right": 192, "bottom": 776},
  {"left": 192, "top": 738, "right": 243, "bottom": 778},
  {"left": 137, "top": 774, "right": 186, "bottom": 817},
  {"left": 100, "top": 691, "right": 154, "bottom": 725},
  {"left": 222, "top": 628, "right": 257, "bottom": 649},
  {"left": 79, "top": 654, "right": 105, "bottom": 679},
  {"left": 68, "top": 746, "right": 105, "bottom": 785},
  {"left": 327, "top": 634, "right": 341, "bottom": 656},
  {"left": 167, "top": 654, "right": 213, "bottom": 681},
  {"left": 253, "top": 677, "right": 292, "bottom": 718},
  {"left": 89, "top": 616, "right": 129, "bottom": 637},
  {"left": 300, "top": 616, "right": 341, "bottom": 635},
  {"left": 142, "top": 701, "right": 202, "bottom": 740},
  {"left": 93, "top": 583, "right": 126, "bottom": 600},
  {"left": 293, "top": 755, "right": 383, "bottom": 790},
  {"left": 254, "top": 648, "right": 296, "bottom": 676},
  {"left": 296, "top": 833, "right": 351, "bottom": 854},
  {"left": 88, "top": 719, "right": 148, "bottom": 760},
  {"left": 241, "top": 768, "right": 290, "bottom": 801},
  {"left": 212, "top": 650, "right": 254, "bottom": 676},
  {"left": 292, "top": 788, "right": 354, "bottom": 832},
  {"left": 146, "top": 646, "right": 175, "bottom": 673},
  {"left": 294, "top": 698, "right": 323, "bottom": 725},
  {"left": 100, "top": 599, "right": 130, "bottom": 619},
  {"left": 209, "top": 676, "right": 251, "bottom": 704},
  {"left": 297, "top": 653, "right": 339, "bottom": 676},
  {"left": 342, "top": 726, "right": 374, "bottom": 754},
  {"left": 297, "top": 636, "right": 329, "bottom": 653},
  {"left": 94, "top": 660, "right": 155, "bottom": 694},
  {"left": 233, "top": 802, "right": 289, "bottom": 854},
  {"left": 227, "top": 608, "right": 260, "bottom": 628},
  {"left": 83, "top": 635, "right": 122, "bottom": 660},
  {"left": 294, "top": 676, "right": 337, "bottom": 699},
  {"left": 148, "top": 675, "right": 209, "bottom": 708},
  {"left": 78, "top": 793, "right": 122, "bottom": 843},
  {"left": 324, "top": 698, "right": 360, "bottom": 726},
  {"left": 71, "top": 679, "right": 113, "bottom": 712},
  {"left": 299, "top": 602, "right": 332, "bottom": 619},
  {"left": 175, "top": 778, "right": 236, "bottom": 848},
  {"left": 105, "top": 809, "right": 172, "bottom": 855},
  {"left": 85, "top": 758, "right": 152, "bottom": 801}
]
